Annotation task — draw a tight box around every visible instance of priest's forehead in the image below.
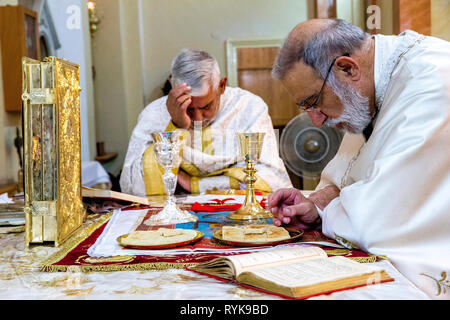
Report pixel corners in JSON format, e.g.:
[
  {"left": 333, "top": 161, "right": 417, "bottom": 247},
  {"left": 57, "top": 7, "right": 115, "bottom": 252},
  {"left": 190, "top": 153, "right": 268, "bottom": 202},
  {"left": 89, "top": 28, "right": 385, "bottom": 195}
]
[
  {"left": 188, "top": 86, "right": 217, "bottom": 109},
  {"left": 282, "top": 61, "right": 323, "bottom": 104}
]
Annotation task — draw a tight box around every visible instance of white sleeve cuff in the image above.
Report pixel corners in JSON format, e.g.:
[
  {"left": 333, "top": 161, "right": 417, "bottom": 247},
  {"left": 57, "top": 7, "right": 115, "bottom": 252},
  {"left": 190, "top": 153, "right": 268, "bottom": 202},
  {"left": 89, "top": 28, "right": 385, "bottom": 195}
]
[
  {"left": 318, "top": 197, "right": 341, "bottom": 239},
  {"left": 315, "top": 204, "right": 325, "bottom": 220}
]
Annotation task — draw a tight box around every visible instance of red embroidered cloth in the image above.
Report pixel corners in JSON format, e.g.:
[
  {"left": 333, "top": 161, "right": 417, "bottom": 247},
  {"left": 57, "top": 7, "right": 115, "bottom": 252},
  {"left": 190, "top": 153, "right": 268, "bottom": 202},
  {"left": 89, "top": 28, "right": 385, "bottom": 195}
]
[{"left": 41, "top": 207, "right": 382, "bottom": 272}]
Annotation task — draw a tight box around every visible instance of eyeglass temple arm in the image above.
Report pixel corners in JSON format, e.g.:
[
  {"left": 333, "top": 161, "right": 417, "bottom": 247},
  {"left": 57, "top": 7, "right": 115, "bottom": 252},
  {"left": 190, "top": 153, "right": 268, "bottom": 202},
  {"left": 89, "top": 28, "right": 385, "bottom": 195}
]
[{"left": 316, "top": 53, "right": 351, "bottom": 100}]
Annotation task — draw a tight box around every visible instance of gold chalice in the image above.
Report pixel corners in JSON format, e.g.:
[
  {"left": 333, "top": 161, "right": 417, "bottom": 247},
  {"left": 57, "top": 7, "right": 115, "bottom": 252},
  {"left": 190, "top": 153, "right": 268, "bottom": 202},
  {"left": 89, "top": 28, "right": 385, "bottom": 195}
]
[{"left": 227, "top": 132, "right": 272, "bottom": 220}]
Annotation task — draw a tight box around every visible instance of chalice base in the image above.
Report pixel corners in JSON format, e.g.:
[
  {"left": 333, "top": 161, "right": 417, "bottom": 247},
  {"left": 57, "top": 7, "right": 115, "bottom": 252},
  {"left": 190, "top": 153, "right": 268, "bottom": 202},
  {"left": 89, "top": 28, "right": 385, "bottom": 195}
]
[
  {"left": 144, "top": 201, "right": 198, "bottom": 226},
  {"left": 227, "top": 202, "right": 273, "bottom": 220}
]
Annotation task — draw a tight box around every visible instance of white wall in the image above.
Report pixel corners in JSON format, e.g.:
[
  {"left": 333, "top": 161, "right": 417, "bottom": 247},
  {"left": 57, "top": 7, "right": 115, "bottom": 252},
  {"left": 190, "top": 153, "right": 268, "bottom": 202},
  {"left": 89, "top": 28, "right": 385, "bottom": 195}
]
[
  {"left": 336, "top": 0, "right": 366, "bottom": 30},
  {"left": 0, "top": 0, "right": 17, "bottom": 5},
  {"left": 139, "top": 0, "right": 310, "bottom": 105},
  {"left": 91, "top": 0, "right": 144, "bottom": 176},
  {"left": 431, "top": 0, "right": 450, "bottom": 41},
  {"left": 46, "top": 0, "right": 96, "bottom": 162}
]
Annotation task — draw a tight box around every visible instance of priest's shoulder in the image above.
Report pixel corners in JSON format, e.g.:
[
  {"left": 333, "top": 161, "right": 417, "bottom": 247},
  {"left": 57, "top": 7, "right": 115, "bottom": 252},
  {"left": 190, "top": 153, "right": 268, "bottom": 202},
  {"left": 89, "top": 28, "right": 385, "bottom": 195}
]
[
  {"left": 403, "top": 35, "right": 450, "bottom": 83},
  {"left": 137, "top": 96, "right": 169, "bottom": 122}
]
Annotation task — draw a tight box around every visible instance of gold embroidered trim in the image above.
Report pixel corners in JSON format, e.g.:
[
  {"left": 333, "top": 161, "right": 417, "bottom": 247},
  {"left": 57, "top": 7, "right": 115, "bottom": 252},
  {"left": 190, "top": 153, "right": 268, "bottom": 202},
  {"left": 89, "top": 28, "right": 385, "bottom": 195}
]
[
  {"left": 324, "top": 248, "right": 384, "bottom": 263},
  {"left": 142, "top": 144, "right": 166, "bottom": 195},
  {"left": 201, "top": 126, "right": 214, "bottom": 155},
  {"left": 165, "top": 121, "right": 178, "bottom": 132},
  {"left": 180, "top": 161, "right": 201, "bottom": 176},
  {"left": 190, "top": 176, "right": 200, "bottom": 194},
  {"left": 347, "top": 256, "right": 378, "bottom": 263},
  {"left": 421, "top": 271, "right": 450, "bottom": 296},
  {"left": 40, "top": 261, "right": 200, "bottom": 273},
  {"left": 334, "top": 234, "right": 360, "bottom": 250}
]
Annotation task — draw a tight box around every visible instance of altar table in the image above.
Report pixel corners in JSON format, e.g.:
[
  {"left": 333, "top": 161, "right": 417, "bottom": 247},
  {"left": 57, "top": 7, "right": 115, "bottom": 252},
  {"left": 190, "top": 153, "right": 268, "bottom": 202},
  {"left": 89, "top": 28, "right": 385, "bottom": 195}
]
[{"left": 0, "top": 195, "right": 430, "bottom": 300}]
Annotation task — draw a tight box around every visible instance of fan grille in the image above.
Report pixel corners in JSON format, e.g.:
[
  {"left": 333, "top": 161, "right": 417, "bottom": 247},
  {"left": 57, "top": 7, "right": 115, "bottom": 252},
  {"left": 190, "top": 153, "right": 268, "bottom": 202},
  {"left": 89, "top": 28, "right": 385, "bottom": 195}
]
[{"left": 280, "top": 113, "right": 344, "bottom": 177}]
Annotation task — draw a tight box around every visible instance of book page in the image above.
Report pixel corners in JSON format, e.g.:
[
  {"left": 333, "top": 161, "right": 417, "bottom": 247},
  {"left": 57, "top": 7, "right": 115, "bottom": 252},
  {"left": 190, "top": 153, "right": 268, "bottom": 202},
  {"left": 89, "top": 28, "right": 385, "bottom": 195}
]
[
  {"left": 228, "top": 246, "right": 327, "bottom": 276},
  {"left": 245, "top": 256, "right": 382, "bottom": 288}
]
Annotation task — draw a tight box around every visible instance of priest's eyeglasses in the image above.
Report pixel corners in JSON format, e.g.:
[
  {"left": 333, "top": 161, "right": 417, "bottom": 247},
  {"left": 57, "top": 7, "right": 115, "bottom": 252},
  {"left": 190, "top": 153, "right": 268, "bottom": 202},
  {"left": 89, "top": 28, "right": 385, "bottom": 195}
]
[{"left": 297, "top": 53, "right": 350, "bottom": 112}]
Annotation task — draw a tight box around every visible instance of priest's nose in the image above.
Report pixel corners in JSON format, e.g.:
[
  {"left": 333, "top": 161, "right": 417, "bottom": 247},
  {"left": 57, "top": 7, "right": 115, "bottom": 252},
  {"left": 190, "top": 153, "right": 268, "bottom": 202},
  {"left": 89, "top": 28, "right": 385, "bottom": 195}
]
[
  {"left": 308, "top": 109, "right": 327, "bottom": 127},
  {"left": 191, "top": 108, "right": 203, "bottom": 122}
]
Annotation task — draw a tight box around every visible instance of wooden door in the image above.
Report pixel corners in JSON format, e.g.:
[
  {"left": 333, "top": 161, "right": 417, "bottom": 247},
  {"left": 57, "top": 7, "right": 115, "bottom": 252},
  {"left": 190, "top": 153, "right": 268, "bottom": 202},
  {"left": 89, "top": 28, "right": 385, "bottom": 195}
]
[
  {"left": 393, "top": 0, "right": 431, "bottom": 35},
  {"left": 236, "top": 46, "right": 299, "bottom": 128},
  {"left": 0, "top": 5, "right": 41, "bottom": 112},
  {"left": 315, "top": 0, "right": 337, "bottom": 18}
]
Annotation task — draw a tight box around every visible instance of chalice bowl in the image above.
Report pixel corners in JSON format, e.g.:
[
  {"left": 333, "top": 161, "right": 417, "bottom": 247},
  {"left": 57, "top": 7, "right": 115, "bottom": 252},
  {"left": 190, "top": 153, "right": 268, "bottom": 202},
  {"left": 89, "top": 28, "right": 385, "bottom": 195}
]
[
  {"left": 227, "top": 132, "right": 272, "bottom": 220},
  {"left": 144, "top": 130, "right": 198, "bottom": 225}
]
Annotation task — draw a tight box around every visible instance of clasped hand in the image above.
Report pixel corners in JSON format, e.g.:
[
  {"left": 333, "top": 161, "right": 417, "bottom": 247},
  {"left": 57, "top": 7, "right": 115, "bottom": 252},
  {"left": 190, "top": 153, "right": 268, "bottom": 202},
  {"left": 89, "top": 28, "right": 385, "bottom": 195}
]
[
  {"left": 268, "top": 185, "right": 340, "bottom": 230},
  {"left": 268, "top": 188, "right": 321, "bottom": 230}
]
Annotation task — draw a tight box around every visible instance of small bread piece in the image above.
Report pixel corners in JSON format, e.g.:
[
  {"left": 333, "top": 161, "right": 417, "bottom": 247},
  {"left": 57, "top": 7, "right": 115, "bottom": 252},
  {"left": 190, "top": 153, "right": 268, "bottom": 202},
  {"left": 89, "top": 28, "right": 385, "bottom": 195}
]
[
  {"left": 120, "top": 229, "right": 197, "bottom": 246},
  {"left": 222, "top": 226, "right": 244, "bottom": 241},
  {"left": 120, "top": 230, "right": 160, "bottom": 245},
  {"left": 266, "top": 225, "right": 290, "bottom": 241},
  {"left": 221, "top": 225, "right": 290, "bottom": 243},
  {"left": 243, "top": 232, "right": 267, "bottom": 242},
  {"left": 244, "top": 225, "right": 267, "bottom": 234},
  {"left": 158, "top": 228, "right": 184, "bottom": 237}
]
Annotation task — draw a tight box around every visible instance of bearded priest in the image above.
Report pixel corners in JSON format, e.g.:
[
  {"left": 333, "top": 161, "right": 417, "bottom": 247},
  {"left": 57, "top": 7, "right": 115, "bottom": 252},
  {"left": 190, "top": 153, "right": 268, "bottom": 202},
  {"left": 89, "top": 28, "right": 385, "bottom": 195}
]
[
  {"left": 268, "top": 19, "right": 450, "bottom": 299},
  {"left": 120, "top": 49, "right": 292, "bottom": 197}
]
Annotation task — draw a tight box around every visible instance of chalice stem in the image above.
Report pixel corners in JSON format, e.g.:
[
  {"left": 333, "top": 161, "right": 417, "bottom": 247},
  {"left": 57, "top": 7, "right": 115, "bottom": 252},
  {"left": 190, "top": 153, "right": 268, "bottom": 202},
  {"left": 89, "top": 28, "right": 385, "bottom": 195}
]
[
  {"left": 242, "top": 160, "right": 257, "bottom": 206},
  {"left": 162, "top": 168, "right": 177, "bottom": 201}
]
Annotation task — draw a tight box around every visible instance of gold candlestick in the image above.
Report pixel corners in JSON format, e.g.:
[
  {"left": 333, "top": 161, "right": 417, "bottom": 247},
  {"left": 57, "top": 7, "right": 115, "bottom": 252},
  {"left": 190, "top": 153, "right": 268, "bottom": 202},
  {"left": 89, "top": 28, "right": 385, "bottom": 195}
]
[{"left": 227, "top": 132, "right": 272, "bottom": 220}]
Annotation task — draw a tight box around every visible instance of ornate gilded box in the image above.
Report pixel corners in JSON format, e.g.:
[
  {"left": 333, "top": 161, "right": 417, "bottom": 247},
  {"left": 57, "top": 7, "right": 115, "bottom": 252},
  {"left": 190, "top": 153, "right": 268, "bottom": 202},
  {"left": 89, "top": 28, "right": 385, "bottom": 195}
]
[{"left": 22, "top": 56, "right": 84, "bottom": 247}]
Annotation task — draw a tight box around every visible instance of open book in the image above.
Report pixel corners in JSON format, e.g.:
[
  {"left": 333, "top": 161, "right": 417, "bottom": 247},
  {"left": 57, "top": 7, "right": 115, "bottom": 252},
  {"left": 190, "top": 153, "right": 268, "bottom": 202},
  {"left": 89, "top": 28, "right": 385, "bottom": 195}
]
[
  {"left": 188, "top": 246, "right": 393, "bottom": 299},
  {"left": 82, "top": 187, "right": 149, "bottom": 206}
]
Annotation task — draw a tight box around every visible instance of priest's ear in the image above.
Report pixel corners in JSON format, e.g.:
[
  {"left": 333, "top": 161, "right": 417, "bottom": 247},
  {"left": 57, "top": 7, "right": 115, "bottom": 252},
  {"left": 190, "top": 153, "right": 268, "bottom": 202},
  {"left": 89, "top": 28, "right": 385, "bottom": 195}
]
[
  {"left": 218, "top": 77, "right": 227, "bottom": 95},
  {"left": 335, "top": 56, "right": 361, "bottom": 82}
]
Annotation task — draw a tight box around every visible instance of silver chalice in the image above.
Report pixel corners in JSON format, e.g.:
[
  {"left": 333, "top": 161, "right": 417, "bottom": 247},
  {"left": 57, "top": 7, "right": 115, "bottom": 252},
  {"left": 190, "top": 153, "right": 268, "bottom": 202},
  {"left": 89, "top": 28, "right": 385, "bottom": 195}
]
[{"left": 144, "top": 130, "right": 198, "bottom": 225}]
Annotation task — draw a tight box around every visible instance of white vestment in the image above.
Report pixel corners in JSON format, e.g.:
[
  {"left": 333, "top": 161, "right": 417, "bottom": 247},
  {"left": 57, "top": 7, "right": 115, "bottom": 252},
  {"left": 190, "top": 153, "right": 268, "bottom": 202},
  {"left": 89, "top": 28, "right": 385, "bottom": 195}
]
[
  {"left": 120, "top": 87, "right": 292, "bottom": 196},
  {"left": 317, "top": 31, "right": 450, "bottom": 299}
]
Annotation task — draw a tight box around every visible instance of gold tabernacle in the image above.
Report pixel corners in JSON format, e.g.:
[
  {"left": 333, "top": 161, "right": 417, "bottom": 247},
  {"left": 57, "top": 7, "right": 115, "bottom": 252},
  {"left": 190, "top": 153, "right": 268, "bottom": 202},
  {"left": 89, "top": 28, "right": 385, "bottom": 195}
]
[
  {"left": 22, "top": 56, "right": 84, "bottom": 247},
  {"left": 227, "top": 132, "right": 272, "bottom": 220}
]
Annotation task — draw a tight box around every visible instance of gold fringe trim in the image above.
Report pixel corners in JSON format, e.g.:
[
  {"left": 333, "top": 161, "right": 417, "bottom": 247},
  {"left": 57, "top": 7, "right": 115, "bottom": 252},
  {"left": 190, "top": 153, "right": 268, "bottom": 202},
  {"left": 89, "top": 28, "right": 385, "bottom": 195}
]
[
  {"left": 347, "top": 255, "right": 382, "bottom": 263},
  {"left": 39, "top": 212, "right": 113, "bottom": 272},
  {"left": 40, "top": 261, "right": 200, "bottom": 273}
]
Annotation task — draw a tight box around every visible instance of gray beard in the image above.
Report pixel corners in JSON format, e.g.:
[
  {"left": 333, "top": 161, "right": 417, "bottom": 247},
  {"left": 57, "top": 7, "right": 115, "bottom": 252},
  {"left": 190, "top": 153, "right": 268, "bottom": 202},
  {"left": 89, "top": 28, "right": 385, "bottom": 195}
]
[{"left": 324, "top": 74, "right": 372, "bottom": 134}]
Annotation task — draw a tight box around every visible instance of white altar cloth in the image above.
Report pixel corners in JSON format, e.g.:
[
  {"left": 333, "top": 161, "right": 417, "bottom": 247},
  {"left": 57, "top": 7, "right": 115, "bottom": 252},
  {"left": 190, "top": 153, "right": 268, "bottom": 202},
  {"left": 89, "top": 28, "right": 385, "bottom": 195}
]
[
  {"left": 0, "top": 201, "right": 431, "bottom": 300},
  {"left": 0, "top": 227, "right": 429, "bottom": 300}
]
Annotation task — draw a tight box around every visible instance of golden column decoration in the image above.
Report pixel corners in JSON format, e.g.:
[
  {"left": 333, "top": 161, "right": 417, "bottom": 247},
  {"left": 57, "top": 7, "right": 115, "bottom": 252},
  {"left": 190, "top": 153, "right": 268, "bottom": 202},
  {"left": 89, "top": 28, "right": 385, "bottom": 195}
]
[
  {"left": 87, "top": 0, "right": 101, "bottom": 37},
  {"left": 22, "top": 56, "right": 84, "bottom": 247}
]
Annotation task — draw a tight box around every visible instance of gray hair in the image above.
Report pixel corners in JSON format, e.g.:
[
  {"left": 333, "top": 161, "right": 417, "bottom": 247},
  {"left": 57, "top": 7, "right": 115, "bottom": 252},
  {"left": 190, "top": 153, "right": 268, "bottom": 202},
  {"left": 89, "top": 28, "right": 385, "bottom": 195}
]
[
  {"left": 272, "top": 19, "right": 369, "bottom": 80},
  {"left": 171, "top": 49, "right": 221, "bottom": 96}
]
